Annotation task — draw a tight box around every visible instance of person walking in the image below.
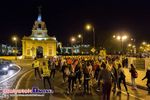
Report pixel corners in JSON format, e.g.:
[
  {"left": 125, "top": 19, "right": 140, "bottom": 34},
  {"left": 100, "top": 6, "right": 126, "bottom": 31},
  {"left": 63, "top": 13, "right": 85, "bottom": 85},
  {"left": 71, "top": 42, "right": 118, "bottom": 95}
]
[
  {"left": 142, "top": 67, "right": 150, "bottom": 93},
  {"left": 129, "top": 64, "right": 138, "bottom": 90},
  {"left": 118, "top": 64, "right": 129, "bottom": 94},
  {"left": 41, "top": 61, "right": 51, "bottom": 89},
  {"left": 32, "top": 58, "right": 41, "bottom": 80}
]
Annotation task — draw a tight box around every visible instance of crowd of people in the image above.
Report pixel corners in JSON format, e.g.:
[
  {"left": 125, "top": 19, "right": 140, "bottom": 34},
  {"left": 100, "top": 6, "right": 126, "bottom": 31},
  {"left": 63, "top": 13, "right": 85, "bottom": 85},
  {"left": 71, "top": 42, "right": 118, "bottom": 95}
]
[{"left": 32, "top": 55, "right": 150, "bottom": 100}]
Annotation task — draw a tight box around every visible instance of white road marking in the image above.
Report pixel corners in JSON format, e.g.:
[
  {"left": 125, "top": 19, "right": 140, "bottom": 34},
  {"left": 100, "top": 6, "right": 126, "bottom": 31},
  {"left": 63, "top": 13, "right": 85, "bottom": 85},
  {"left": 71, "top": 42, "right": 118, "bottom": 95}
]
[
  {"left": 121, "top": 91, "right": 145, "bottom": 100},
  {"left": 15, "top": 70, "right": 33, "bottom": 89},
  {"left": 14, "top": 69, "right": 33, "bottom": 100},
  {"left": 15, "top": 69, "right": 71, "bottom": 100},
  {"left": 0, "top": 64, "right": 21, "bottom": 84}
]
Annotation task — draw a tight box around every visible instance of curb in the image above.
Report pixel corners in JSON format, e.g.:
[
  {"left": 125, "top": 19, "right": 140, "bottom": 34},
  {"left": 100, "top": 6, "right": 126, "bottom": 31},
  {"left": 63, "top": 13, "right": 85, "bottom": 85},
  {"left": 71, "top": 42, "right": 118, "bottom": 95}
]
[{"left": 0, "top": 64, "right": 21, "bottom": 84}]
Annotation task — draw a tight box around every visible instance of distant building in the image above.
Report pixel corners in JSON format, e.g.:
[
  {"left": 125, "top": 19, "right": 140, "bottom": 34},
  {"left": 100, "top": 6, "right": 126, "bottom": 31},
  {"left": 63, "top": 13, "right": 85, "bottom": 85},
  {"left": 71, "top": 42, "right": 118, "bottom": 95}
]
[
  {"left": 22, "top": 8, "right": 57, "bottom": 58},
  {"left": 61, "top": 44, "right": 91, "bottom": 55},
  {"left": 0, "top": 44, "right": 14, "bottom": 55}
]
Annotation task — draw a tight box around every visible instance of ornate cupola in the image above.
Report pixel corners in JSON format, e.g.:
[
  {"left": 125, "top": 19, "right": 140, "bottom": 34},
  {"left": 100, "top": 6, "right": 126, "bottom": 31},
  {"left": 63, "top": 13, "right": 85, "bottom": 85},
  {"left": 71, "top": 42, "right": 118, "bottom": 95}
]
[{"left": 30, "top": 7, "right": 51, "bottom": 40}]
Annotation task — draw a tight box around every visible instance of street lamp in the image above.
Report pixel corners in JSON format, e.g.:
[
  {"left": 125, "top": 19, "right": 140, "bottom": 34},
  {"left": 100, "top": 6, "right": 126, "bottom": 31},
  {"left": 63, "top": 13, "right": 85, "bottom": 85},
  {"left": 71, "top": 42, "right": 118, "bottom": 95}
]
[
  {"left": 12, "top": 36, "right": 18, "bottom": 60},
  {"left": 70, "top": 37, "right": 76, "bottom": 55},
  {"left": 128, "top": 43, "right": 132, "bottom": 47},
  {"left": 113, "top": 35, "right": 116, "bottom": 38},
  {"left": 85, "top": 24, "right": 95, "bottom": 48},
  {"left": 127, "top": 43, "right": 136, "bottom": 54},
  {"left": 70, "top": 37, "right": 76, "bottom": 46},
  {"left": 113, "top": 34, "right": 128, "bottom": 54},
  {"left": 142, "top": 42, "right": 146, "bottom": 45},
  {"left": 78, "top": 34, "right": 83, "bottom": 44},
  {"left": 78, "top": 34, "right": 81, "bottom": 38}
]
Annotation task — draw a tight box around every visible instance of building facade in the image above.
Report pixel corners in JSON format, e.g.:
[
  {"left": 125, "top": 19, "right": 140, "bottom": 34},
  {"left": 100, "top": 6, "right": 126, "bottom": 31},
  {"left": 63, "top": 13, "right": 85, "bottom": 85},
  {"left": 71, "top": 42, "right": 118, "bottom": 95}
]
[
  {"left": 22, "top": 9, "right": 57, "bottom": 58},
  {"left": 0, "top": 44, "right": 14, "bottom": 56}
]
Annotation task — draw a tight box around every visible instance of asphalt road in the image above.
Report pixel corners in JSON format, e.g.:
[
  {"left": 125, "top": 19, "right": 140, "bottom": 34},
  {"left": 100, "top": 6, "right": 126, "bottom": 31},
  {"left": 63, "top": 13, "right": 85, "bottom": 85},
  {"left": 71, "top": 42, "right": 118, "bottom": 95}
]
[
  {"left": 0, "top": 59, "right": 150, "bottom": 100},
  {"left": 11, "top": 65, "right": 150, "bottom": 100}
]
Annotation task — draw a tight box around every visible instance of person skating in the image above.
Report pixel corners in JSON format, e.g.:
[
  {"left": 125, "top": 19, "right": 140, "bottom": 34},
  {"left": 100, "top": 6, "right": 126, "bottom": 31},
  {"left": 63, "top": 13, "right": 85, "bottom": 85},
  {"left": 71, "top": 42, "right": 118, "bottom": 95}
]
[
  {"left": 117, "top": 64, "right": 129, "bottom": 94},
  {"left": 100, "top": 62, "right": 114, "bottom": 100},
  {"left": 32, "top": 58, "right": 41, "bottom": 80},
  {"left": 67, "top": 61, "right": 76, "bottom": 94},
  {"left": 129, "top": 64, "right": 138, "bottom": 90},
  {"left": 111, "top": 61, "right": 118, "bottom": 94},
  {"left": 50, "top": 60, "right": 56, "bottom": 79},
  {"left": 74, "top": 61, "right": 82, "bottom": 89},
  {"left": 61, "top": 61, "right": 68, "bottom": 83},
  {"left": 96, "top": 60, "right": 102, "bottom": 92},
  {"left": 142, "top": 67, "right": 150, "bottom": 94},
  {"left": 41, "top": 61, "right": 52, "bottom": 89},
  {"left": 83, "top": 61, "right": 92, "bottom": 95}
]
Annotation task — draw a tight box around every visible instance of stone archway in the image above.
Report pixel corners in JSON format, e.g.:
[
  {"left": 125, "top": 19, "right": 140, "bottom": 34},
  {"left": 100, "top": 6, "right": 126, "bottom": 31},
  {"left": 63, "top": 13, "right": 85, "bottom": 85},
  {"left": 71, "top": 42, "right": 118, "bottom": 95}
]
[
  {"left": 36, "top": 46, "right": 43, "bottom": 58},
  {"left": 22, "top": 9, "right": 57, "bottom": 59}
]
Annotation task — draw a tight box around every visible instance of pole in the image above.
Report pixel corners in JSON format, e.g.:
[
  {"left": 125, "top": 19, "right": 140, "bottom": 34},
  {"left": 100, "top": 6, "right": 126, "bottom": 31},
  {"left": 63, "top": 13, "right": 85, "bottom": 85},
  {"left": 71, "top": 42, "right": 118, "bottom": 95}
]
[
  {"left": 71, "top": 42, "right": 73, "bottom": 56},
  {"left": 93, "top": 28, "right": 95, "bottom": 48},
  {"left": 93, "top": 27, "right": 96, "bottom": 59},
  {"left": 82, "top": 33, "right": 84, "bottom": 44},
  {"left": 121, "top": 38, "right": 123, "bottom": 55},
  {"left": 15, "top": 40, "right": 17, "bottom": 60}
]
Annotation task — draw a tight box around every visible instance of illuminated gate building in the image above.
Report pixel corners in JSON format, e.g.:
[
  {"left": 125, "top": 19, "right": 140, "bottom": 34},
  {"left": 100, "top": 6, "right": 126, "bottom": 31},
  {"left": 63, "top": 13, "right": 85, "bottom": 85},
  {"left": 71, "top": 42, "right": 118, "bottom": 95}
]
[{"left": 22, "top": 9, "right": 57, "bottom": 58}]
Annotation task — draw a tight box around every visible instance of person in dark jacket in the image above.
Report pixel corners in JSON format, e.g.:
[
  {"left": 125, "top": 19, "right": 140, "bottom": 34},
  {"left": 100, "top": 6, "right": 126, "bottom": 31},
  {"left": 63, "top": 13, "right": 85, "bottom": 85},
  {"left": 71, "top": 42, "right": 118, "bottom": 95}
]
[
  {"left": 61, "top": 62, "right": 67, "bottom": 82},
  {"left": 142, "top": 68, "right": 150, "bottom": 93},
  {"left": 74, "top": 62, "right": 82, "bottom": 89},
  {"left": 100, "top": 62, "right": 114, "bottom": 100},
  {"left": 50, "top": 61, "right": 56, "bottom": 79},
  {"left": 83, "top": 61, "right": 92, "bottom": 95},
  {"left": 67, "top": 61, "right": 76, "bottom": 94},
  {"left": 118, "top": 64, "right": 129, "bottom": 94},
  {"left": 111, "top": 63, "right": 118, "bottom": 93}
]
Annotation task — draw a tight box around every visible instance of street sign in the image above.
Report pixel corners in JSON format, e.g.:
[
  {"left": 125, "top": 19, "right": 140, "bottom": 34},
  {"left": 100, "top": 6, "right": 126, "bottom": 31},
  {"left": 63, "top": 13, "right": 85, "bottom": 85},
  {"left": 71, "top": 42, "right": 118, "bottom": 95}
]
[{"left": 91, "top": 48, "right": 96, "bottom": 53}]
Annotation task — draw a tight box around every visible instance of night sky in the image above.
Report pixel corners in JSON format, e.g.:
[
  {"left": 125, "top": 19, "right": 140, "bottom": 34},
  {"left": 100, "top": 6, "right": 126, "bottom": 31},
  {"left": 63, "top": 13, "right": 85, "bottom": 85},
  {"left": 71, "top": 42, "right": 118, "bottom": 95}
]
[{"left": 0, "top": 0, "right": 150, "bottom": 47}]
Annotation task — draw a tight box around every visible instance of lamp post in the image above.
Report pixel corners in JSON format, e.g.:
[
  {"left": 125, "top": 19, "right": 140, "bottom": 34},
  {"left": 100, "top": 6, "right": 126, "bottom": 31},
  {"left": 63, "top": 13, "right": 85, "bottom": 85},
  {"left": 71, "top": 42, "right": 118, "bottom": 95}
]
[
  {"left": 113, "top": 34, "right": 128, "bottom": 54},
  {"left": 70, "top": 37, "right": 76, "bottom": 55},
  {"left": 71, "top": 37, "right": 76, "bottom": 45},
  {"left": 127, "top": 43, "right": 136, "bottom": 54},
  {"left": 78, "top": 34, "right": 83, "bottom": 44},
  {"left": 12, "top": 36, "right": 17, "bottom": 60},
  {"left": 85, "top": 24, "right": 95, "bottom": 49}
]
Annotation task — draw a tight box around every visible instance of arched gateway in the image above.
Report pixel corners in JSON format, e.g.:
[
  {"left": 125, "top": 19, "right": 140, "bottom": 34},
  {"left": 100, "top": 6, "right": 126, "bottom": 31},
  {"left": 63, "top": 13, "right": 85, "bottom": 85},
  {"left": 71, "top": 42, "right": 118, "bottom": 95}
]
[{"left": 22, "top": 9, "right": 57, "bottom": 58}]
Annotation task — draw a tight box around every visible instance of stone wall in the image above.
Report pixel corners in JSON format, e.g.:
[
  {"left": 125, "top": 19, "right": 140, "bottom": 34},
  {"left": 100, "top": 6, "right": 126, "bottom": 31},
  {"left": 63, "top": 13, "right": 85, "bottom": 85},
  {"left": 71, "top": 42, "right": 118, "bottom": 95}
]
[{"left": 127, "top": 57, "right": 150, "bottom": 70}]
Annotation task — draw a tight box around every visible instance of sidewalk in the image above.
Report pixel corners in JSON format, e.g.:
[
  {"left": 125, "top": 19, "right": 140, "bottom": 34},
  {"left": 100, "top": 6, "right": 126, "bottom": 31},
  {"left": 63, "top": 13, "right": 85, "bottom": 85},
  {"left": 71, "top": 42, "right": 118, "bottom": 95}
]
[{"left": 124, "top": 68, "right": 147, "bottom": 90}]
